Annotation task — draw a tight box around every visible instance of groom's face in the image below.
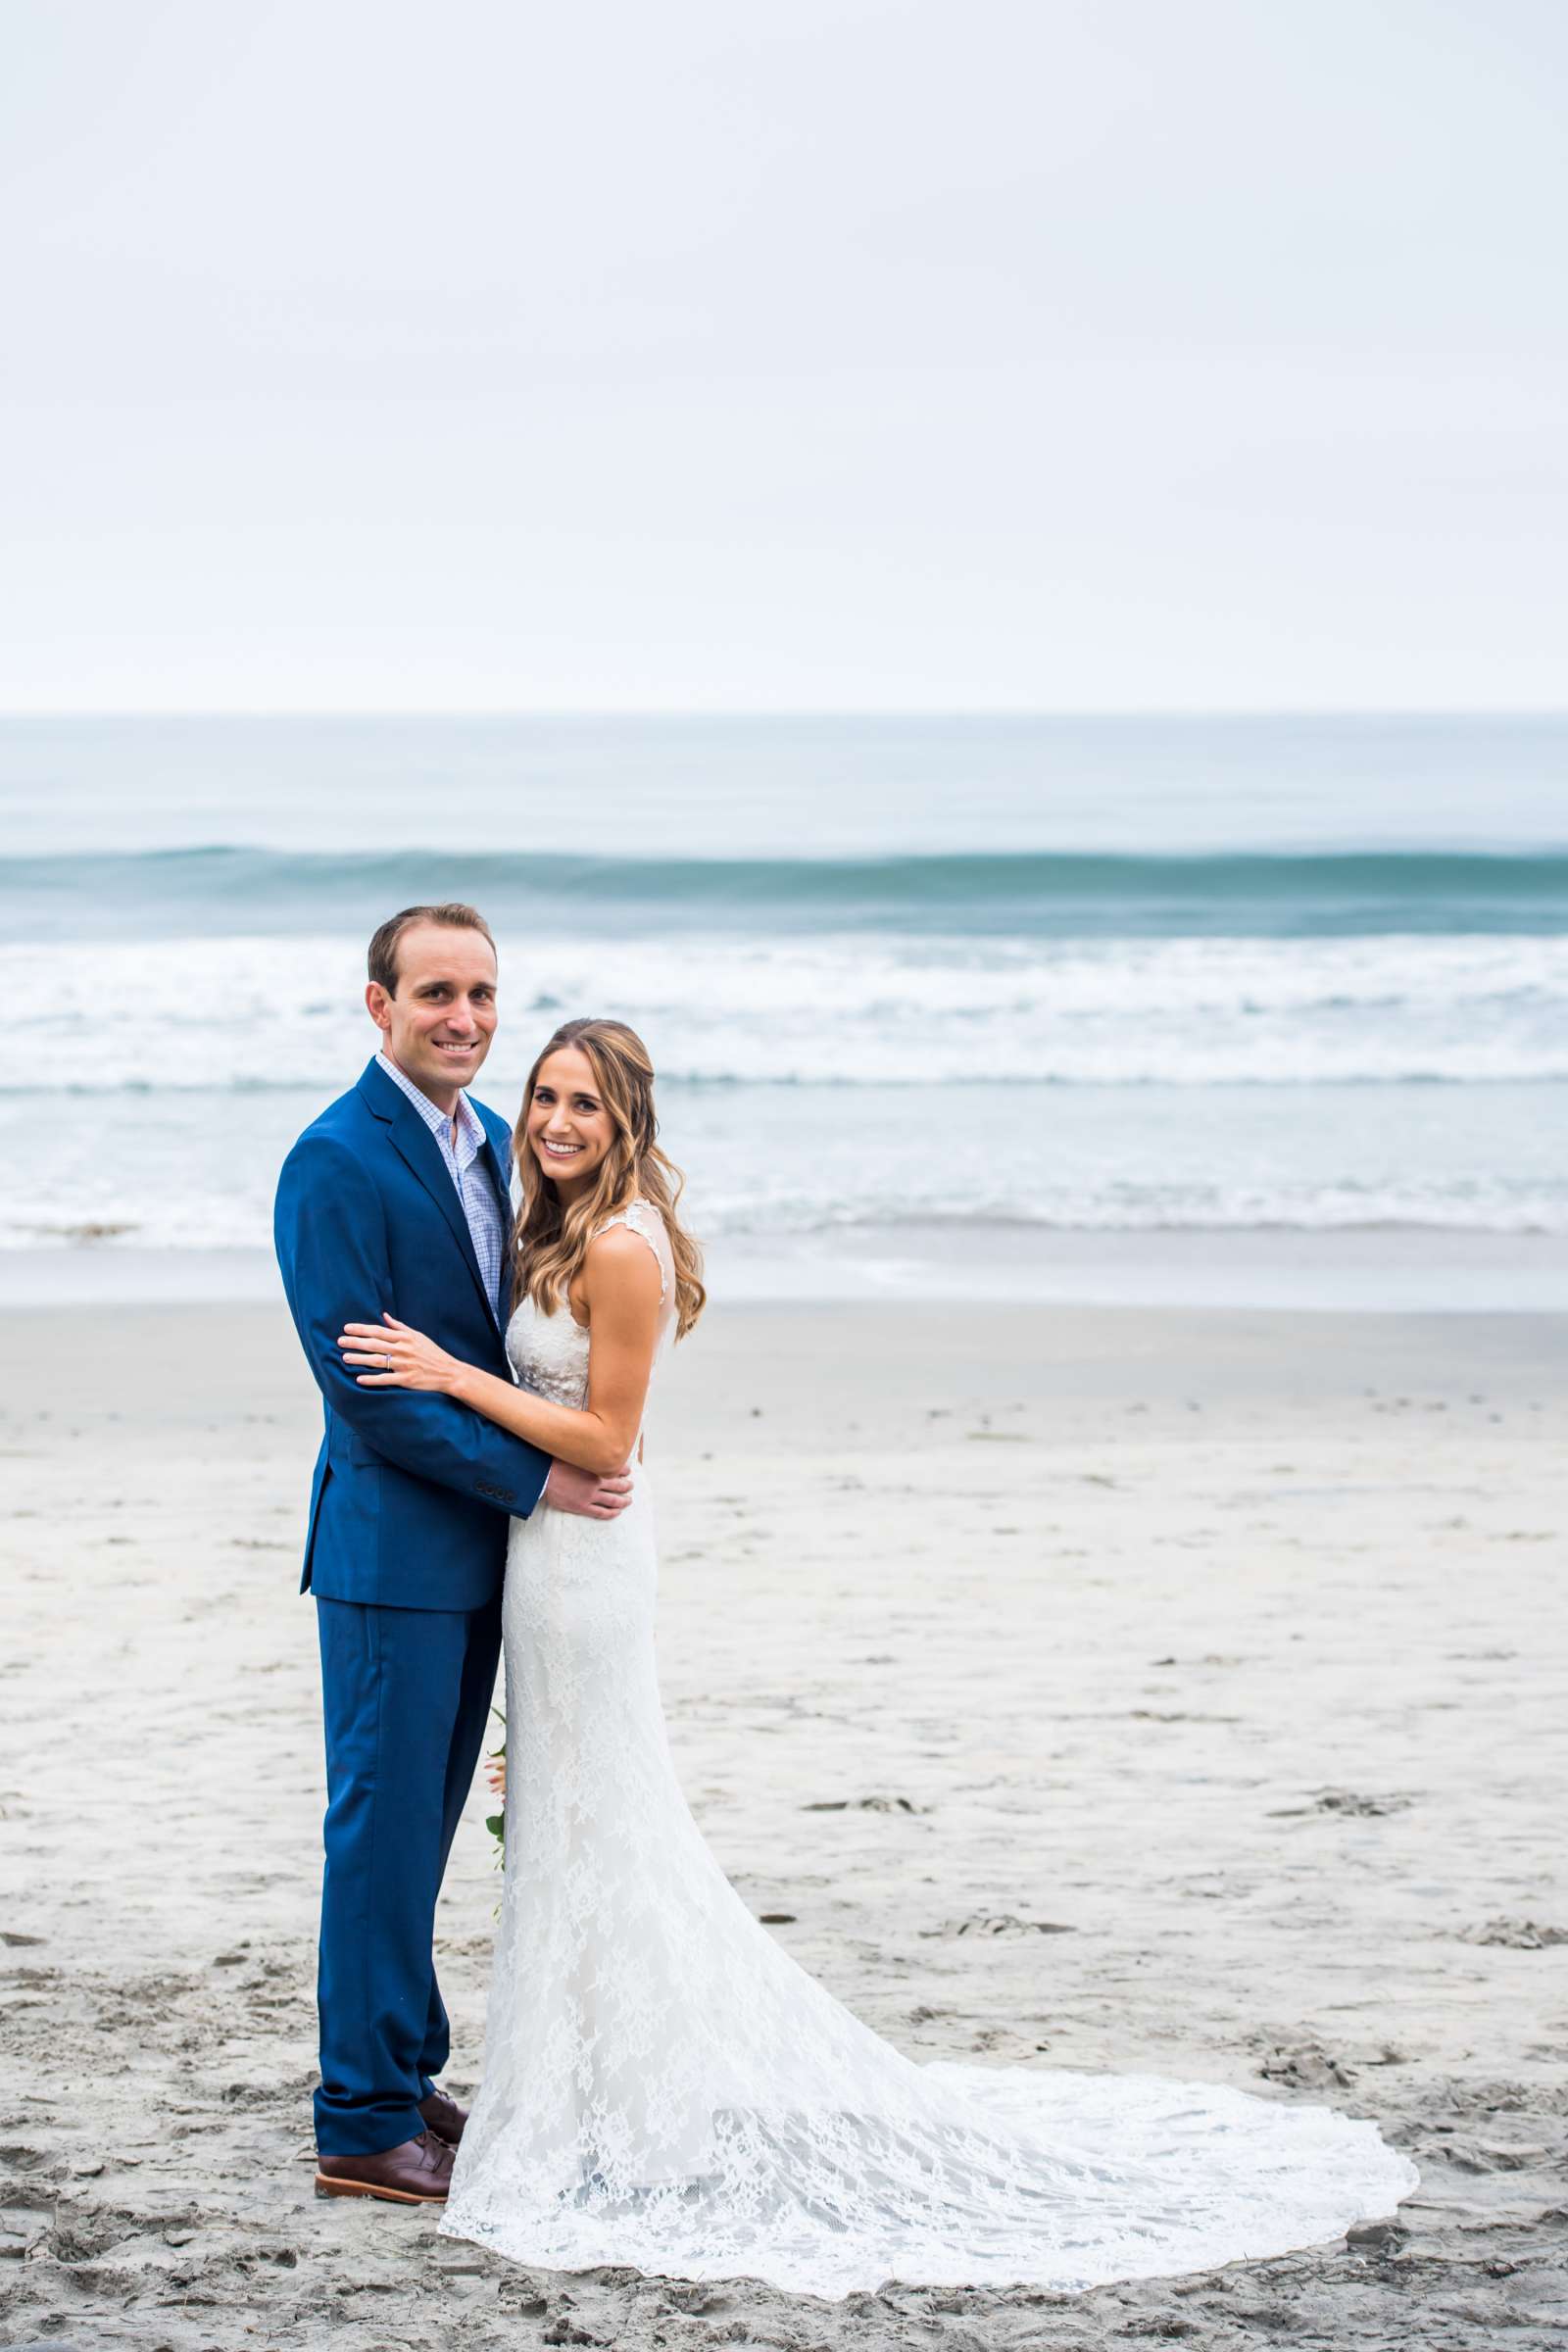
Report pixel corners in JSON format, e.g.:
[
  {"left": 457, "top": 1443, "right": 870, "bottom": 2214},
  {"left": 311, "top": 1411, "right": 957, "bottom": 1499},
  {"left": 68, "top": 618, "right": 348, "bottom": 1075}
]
[{"left": 367, "top": 921, "right": 499, "bottom": 1106}]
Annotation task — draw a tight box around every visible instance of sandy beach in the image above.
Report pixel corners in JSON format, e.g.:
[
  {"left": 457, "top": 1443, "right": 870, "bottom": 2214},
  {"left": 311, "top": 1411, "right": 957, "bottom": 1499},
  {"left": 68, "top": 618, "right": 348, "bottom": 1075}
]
[{"left": 2, "top": 1294, "right": 1564, "bottom": 2349}]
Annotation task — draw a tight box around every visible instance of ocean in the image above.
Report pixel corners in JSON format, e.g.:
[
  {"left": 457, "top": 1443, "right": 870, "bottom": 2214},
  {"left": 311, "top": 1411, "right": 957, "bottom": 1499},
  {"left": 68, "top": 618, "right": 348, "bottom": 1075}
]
[{"left": 2, "top": 713, "right": 1565, "bottom": 1307}]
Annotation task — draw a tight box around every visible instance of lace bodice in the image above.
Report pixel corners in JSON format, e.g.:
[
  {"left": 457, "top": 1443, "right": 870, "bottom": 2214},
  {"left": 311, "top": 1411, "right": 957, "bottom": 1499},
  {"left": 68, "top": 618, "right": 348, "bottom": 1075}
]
[{"left": 504, "top": 1199, "right": 676, "bottom": 1414}]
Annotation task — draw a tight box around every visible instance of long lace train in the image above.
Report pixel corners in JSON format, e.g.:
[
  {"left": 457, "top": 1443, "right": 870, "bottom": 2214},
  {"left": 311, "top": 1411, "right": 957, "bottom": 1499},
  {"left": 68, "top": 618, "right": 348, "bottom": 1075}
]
[{"left": 439, "top": 1203, "right": 1417, "bottom": 2296}]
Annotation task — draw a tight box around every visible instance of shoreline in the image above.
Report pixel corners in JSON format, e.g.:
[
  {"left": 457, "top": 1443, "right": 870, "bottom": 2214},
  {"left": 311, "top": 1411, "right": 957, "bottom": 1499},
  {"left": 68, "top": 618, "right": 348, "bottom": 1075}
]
[
  {"left": 7, "top": 1218, "right": 1568, "bottom": 1312},
  {"left": 4, "top": 1291, "right": 1568, "bottom": 1419}
]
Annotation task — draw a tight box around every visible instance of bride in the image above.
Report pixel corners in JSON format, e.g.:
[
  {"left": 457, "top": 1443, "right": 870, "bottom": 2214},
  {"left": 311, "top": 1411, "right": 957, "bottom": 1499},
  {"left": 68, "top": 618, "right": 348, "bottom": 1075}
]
[{"left": 336, "top": 1015, "right": 1416, "bottom": 2299}]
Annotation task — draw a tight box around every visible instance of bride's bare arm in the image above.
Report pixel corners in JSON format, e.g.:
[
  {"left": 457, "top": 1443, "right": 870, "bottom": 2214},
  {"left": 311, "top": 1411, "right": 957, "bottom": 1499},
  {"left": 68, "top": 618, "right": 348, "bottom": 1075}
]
[{"left": 337, "top": 1227, "right": 662, "bottom": 1477}]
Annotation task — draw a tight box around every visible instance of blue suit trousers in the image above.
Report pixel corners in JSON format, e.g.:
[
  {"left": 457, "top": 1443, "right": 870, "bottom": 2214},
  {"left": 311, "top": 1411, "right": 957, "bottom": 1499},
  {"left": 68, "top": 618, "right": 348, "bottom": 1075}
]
[{"left": 314, "top": 1593, "right": 502, "bottom": 2156}]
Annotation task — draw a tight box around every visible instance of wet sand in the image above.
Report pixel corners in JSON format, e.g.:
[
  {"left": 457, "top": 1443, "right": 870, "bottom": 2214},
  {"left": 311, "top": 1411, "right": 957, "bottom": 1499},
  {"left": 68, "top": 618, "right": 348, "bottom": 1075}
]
[{"left": 1, "top": 1298, "right": 1564, "bottom": 2347}]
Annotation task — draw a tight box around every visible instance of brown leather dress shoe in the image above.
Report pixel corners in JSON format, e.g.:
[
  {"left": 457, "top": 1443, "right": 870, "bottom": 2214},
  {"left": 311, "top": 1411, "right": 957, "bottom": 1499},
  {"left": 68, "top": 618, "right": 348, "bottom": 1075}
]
[
  {"left": 315, "top": 2130, "right": 455, "bottom": 2204},
  {"left": 417, "top": 2087, "right": 468, "bottom": 2146}
]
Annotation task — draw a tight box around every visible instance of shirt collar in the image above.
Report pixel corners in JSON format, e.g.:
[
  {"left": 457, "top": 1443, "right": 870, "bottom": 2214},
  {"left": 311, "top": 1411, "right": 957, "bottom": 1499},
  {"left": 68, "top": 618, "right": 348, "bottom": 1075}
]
[{"left": 375, "top": 1050, "right": 486, "bottom": 1159}]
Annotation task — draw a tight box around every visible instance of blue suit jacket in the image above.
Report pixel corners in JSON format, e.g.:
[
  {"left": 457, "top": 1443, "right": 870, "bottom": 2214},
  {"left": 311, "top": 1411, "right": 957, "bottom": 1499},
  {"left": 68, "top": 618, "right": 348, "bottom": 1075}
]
[{"left": 273, "top": 1057, "right": 551, "bottom": 1611}]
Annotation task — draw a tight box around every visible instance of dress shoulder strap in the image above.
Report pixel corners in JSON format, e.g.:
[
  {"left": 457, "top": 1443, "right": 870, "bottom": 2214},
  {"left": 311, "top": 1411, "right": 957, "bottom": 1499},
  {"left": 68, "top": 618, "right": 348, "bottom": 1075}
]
[{"left": 593, "top": 1198, "right": 669, "bottom": 1302}]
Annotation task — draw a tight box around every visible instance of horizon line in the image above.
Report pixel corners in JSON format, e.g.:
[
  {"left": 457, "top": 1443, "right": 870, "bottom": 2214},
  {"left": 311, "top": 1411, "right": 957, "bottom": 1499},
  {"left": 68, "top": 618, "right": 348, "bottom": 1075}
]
[{"left": 1, "top": 706, "right": 1566, "bottom": 725}]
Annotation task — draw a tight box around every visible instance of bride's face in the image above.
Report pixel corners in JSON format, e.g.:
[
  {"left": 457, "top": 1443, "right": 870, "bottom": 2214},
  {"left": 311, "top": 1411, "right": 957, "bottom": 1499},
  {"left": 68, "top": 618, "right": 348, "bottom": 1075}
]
[{"left": 527, "top": 1048, "right": 614, "bottom": 1198}]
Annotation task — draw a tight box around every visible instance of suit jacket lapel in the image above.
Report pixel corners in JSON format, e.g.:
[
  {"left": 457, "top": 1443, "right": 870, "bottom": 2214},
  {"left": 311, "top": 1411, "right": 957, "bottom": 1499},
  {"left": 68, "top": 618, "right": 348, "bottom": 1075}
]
[
  {"left": 478, "top": 1112, "right": 515, "bottom": 1326},
  {"left": 358, "top": 1061, "right": 492, "bottom": 1321},
  {"left": 387, "top": 1100, "right": 494, "bottom": 1319}
]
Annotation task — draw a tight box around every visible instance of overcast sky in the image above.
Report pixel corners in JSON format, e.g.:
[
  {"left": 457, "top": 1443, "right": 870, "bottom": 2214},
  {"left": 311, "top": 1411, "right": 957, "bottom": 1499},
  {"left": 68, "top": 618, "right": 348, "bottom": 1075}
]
[{"left": 0, "top": 0, "right": 1562, "bottom": 712}]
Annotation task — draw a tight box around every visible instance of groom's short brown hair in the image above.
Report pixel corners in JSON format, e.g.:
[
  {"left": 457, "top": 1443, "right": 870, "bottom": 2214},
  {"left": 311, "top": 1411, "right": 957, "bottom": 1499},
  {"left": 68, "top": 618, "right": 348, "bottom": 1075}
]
[{"left": 368, "top": 903, "right": 497, "bottom": 996}]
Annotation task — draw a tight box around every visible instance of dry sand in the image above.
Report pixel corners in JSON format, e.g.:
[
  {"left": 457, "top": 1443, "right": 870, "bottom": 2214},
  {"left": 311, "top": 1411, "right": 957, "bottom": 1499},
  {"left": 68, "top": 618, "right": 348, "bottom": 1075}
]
[{"left": 1, "top": 1296, "right": 1564, "bottom": 2349}]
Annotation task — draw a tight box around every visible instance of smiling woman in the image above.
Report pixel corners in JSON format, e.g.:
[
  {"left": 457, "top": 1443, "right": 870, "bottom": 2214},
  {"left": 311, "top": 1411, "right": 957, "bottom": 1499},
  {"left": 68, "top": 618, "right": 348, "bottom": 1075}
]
[
  {"left": 509, "top": 1016, "right": 708, "bottom": 1345},
  {"left": 528, "top": 1045, "right": 614, "bottom": 1195}
]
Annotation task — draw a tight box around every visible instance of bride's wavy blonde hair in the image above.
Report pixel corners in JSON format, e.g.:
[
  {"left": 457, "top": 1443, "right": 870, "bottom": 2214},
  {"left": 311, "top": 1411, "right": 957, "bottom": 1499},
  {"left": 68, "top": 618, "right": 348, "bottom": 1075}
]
[{"left": 510, "top": 1017, "right": 706, "bottom": 1340}]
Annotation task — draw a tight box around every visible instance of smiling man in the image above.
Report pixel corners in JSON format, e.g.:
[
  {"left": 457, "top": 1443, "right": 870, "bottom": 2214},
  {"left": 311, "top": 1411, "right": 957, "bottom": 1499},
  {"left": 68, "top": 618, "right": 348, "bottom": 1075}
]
[
  {"left": 370, "top": 906, "right": 500, "bottom": 1115},
  {"left": 273, "top": 903, "right": 633, "bottom": 2207}
]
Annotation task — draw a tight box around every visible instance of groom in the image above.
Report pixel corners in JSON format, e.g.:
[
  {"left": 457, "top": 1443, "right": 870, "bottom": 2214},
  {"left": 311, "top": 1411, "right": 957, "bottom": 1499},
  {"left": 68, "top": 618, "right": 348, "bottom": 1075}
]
[{"left": 274, "top": 901, "right": 632, "bottom": 2205}]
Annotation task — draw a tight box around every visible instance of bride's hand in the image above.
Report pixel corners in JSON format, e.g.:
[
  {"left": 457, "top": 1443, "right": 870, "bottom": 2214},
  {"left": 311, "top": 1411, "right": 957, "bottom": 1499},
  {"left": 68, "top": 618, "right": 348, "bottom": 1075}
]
[{"left": 338, "top": 1313, "right": 463, "bottom": 1394}]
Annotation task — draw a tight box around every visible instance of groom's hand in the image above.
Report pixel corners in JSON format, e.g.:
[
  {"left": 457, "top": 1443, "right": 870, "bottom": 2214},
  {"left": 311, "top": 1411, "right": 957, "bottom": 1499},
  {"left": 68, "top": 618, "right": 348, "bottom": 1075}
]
[{"left": 543, "top": 1459, "right": 634, "bottom": 1519}]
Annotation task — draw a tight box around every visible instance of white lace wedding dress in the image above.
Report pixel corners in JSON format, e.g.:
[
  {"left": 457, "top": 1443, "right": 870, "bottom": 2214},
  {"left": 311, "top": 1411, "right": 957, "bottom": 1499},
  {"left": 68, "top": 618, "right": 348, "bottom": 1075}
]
[{"left": 440, "top": 1200, "right": 1417, "bottom": 2298}]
